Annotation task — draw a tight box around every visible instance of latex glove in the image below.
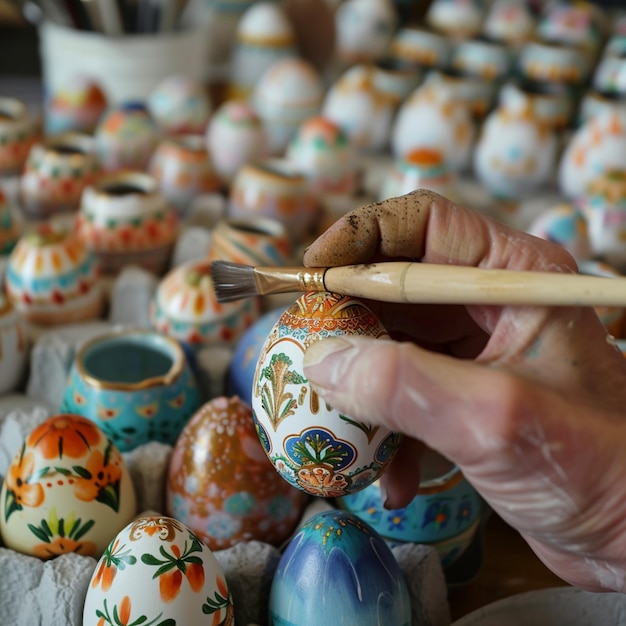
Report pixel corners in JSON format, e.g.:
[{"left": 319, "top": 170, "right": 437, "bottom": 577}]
[{"left": 302, "top": 190, "right": 626, "bottom": 592}]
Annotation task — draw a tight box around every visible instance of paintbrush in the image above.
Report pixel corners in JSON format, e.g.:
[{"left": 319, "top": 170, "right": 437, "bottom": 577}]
[{"left": 210, "top": 260, "right": 626, "bottom": 307}]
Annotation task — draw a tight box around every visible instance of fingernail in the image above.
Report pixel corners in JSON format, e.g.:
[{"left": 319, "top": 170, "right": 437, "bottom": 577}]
[{"left": 303, "top": 337, "right": 356, "bottom": 388}]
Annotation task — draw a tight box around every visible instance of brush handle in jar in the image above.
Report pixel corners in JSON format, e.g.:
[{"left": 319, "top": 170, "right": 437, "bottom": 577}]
[{"left": 322, "top": 262, "right": 626, "bottom": 307}]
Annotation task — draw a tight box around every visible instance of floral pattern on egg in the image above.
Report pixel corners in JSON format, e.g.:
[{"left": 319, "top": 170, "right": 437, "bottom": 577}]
[
  {"left": 251, "top": 292, "right": 402, "bottom": 498},
  {"left": 0, "top": 414, "right": 136, "bottom": 559},
  {"left": 166, "top": 396, "right": 307, "bottom": 550}
]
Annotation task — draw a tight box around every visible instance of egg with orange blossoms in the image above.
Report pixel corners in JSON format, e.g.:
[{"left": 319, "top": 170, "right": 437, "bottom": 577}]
[
  {"left": 166, "top": 396, "right": 308, "bottom": 550},
  {"left": 0, "top": 414, "right": 136, "bottom": 559}
]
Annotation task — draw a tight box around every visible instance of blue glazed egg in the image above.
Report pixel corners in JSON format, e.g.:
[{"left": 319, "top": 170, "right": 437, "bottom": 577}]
[
  {"left": 227, "top": 306, "right": 285, "bottom": 404},
  {"left": 269, "top": 509, "right": 411, "bottom": 626}
]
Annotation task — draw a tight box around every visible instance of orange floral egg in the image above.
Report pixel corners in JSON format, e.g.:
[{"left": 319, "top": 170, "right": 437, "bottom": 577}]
[{"left": 0, "top": 413, "right": 137, "bottom": 559}]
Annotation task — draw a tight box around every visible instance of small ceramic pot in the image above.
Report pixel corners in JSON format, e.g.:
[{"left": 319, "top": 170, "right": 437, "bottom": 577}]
[
  {"left": 229, "top": 1, "right": 297, "bottom": 100},
  {"left": 148, "top": 135, "right": 221, "bottom": 216},
  {"left": 0, "top": 187, "right": 19, "bottom": 254},
  {"left": 61, "top": 329, "right": 202, "bottom": 451},
  {"left": 334, "top": 0, "right": 398, "bottom": 66},
  {"left": 389, "top": 26, "right": 452, "bottom": 69},
  {"left": 371, "top": 58, "right": 423, "bottom": 109},
  {"left": 592, "top": 54, "right": 626, "bottom": 98},
  {"left": 379, "top": 147, "right": 457, "bottom": 201},
  {"left": 482, "top": 0, "right": 536, "bottom": 47},
  {"left": 451, "top": 35, "right": 513, "bottom": 82},
  {"left": 518, "top": 40, "right": 592, "bottom": 86},
  {"left": 0, "top": 97, "right": 38, "bottom": 177},
  {"left": 94, "top": 102, "right": 160, "bottom": 173},
  {"left": 5, "top": 223, "right": 104, "bottom": 326},
  {"left": 425, "top": 0, "right": 484, "bottom": 40},
  {"left": 322, "top": 64, "right": 396, "bottom": 153},
  {"left": 205, "top": 99, "right": 270, "bottom": 186},
  {"left": 578, "top": 91, "right": 626, "bottom": 126},
  {"left": 18, "top": 132, "right": 102, "bottom": 220},
  {"left": 150, "top": 258, "right": 260, "bottom": 349},
  {"left": 228, "top": 158, "right": 320, "bottom": 244},
  {"left": 44, "top": 77, "right": 108, "bottom": 135},
  {"left": 0, "top": 291, "right": 28, "bottom": 395},
  {"left": 147, "top": 74, "right": 212, "bottom": 136},
  {"left": 285, "top": 115, "right": 359, "bottom": 198},
  {"left": 208, "top": 215, "right": 292, "bottom": 266},
  {"left": 252, "top": 57, "right": 325, "bottom": 155},
  {"left": 337, "top": 448, "right": 481, "bottom": 567},
  {"left": 76, "top": 171, "right": 179, "bottom": 275}
]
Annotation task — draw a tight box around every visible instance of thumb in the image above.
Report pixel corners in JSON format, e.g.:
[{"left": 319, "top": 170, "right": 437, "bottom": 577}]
[{"left": 302, "top": 336, "right": 536, "bottom": 467}]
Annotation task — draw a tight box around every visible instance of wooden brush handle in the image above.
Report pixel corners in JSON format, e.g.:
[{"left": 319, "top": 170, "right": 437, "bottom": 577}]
[{"left": 323, "top": 262, "right": 626, "bottom": 307}]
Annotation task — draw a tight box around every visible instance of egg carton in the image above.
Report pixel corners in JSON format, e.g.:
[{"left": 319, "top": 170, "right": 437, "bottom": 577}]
[{"left": 0, "top": 302, "right": 451, "bottom": 626}]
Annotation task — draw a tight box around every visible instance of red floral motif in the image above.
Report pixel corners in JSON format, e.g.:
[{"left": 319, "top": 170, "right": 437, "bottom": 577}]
[{"left": 5, "top": 450, "right": 44, "bottom": 508}]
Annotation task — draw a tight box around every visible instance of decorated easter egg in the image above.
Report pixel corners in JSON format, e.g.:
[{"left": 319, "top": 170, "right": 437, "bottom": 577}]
[
  {"left": 83, "top": 515, "right": 234, "bottom": 626},
  {"left": 251, "top": 292, "right": 402, "bottom": 498},
  {"left": 269, "top": 509, "right": 411, "bottom": 625},
  {"left": 0, "top": 414, "right": 136, "bottom": 559},
  {"left": 166, "top": 396, "right": 307, "bottom": 550}
]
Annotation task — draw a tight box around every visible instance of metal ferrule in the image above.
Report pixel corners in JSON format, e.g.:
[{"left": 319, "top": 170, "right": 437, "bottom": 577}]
[{"left": 253, "top": 266, "right": 328, "bottom": 295}]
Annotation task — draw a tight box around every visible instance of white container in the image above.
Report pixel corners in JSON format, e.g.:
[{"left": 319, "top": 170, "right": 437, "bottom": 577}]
[{"left": 39, "top": 22, "right": 208, "bottom": 105}]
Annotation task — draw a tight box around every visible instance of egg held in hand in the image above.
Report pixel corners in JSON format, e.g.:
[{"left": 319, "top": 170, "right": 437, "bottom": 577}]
[{"left": 251, "top": 291, "right": 402, "bottom": 498}]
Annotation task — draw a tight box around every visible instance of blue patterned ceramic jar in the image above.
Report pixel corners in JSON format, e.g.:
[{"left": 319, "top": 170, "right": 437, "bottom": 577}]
[
  {"left": 61, "top": 329, "right": 202, "bottom": 451},
  {"left": 337, "top": 447, "right": 482, "bottom": 567}
]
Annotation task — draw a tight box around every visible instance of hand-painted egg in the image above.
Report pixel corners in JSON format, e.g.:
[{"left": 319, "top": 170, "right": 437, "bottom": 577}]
[
  {"left": 0, "top": 414, "right": 136, "bottom": 559},
  {"left": 269, "top": 509, "right": 411, "bottom": 625},
  {"left": 251, "top": 292, "right": 402, "bottom": 498},
  {"left": 83, "top": 515, "right": 234, "bottom": 626},
  {"left": 166, "top": 396, "right": 308, "bottom": 550}
]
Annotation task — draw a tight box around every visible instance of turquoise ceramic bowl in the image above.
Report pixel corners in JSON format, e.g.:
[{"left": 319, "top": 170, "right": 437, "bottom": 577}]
[{"left": 61, "top": 329, "right": 202, "bottom": 451}]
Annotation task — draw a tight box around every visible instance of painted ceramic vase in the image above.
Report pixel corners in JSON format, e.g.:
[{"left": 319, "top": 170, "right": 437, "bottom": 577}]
[
  {"left": 379, "top": 147, "right": 457, "bottom": 201},
  {"left": 582, "top": 170, "right": 626, "bottom": 271},
  {"left": 269, "top": 510, "right": 411, "bottom": 626},
  {"left": 425, "top": 0, "right": 484, "bottom": 40},
  {"left": 251, "top": 292, "right": 403, "bottom": 498},
  {"left": 482, "top": 0, "right": 536, "bottom": 47},
  {"left": 0, "top": 97, "right": 38, "bottom": 177},
  {"left": 150, "top": 258, "right": 259, "bottom": 349},
  {"left": 391, "top": 81, "right": 475, "bottom": 171},
  {"left": 229, "top": 0, "right": 297, "bottom": 100},
  {"left": 166, "top": 396, "right": 307, "bottom": 550},
  {"left": 0, "top": 186, "right": 19, "bottom": 254},
  {"left": 148, "top": 135, "right": 221, "bottom": 216},
  {"left": 44, "top": 77, "right": 108, "bottom": 135},
  {"left": 334, "top": 0, "right": 398, "bottom": 66},
  {"left": 338, "top": 447, "right": 481, "bottom": 567},
  {"left": 252, "top": 57, "right": 325, "bottom": 155},
  {"left": 474, "top": 88, "right": 558, "bottom": 199},
  {"left": 0, "top": 413, "right": 136, "bottom": 558},
  {"left": 147, "top": 74, "right": 212, "bottom": 136},
  {"left": 0, "top": 291, "right": 28, "bottom": 395},
  {"left": 5, "top": 223, "right": 104, "bottom": 326},
  {"left": 285, "top": 116, "right": 359, "bottom": 198},
  {"left": 94, "top": 102, "right": 160, "bottom": 173},
  {"left": 322, "top": 64, "right": 396, "bottom": 153},
  {"left": 205, "top": 99, "right": 269, "bottom": 186},
  {"left": 228, "top": 158, "right": 320, "bottom": 244},
  {"left": 559, "top": 109, "right": 626, "bottom": 201},
  {"left": 83, "top": 515, "right": 234, "bottom": 626},
  {"left": 208, "top": 215, "right": 292, "bottom": 266},
  {"left": 75, "top": 171, "right": 179, "bottom": 275},
  {"left": 61, "top": 329, "right": 202, "bottom": 452},
  {"left": 389, "top": 25, "right": 451, "bottom": 69},
  {"left": 18, "top": 132, "right": 102, "bottom": 220}
]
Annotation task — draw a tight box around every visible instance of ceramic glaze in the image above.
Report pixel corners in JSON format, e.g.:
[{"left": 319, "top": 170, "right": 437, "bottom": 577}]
[
  {"left": 166, "top": 396, "right": 307, "bottom": 550},
  {"left": 18, "top": 132, "right": 102, "bottom": 220},
  {"left": 5, "top": 223, "right": 104, "bottom": 326},
  {"left": 83, "top": 515, "right": 234, "bottom": 626},
  {"left": 0, "top": 414, "right": 136, "bottom": 558},
  {"left": 251, "top": 292, "right": 402, "bottom": 498},
  {"left": 61, "top": 329, "right": 202, "bottom": 451},
  {"left": 76, "top": 171, "right": 178, "bottom": 275},
  {"left": 150, "top": 258, "right": 259, "bottom": 349},
  {"left": 0, "top": 97, "right": 38, "bottom": 177},
  {"left": 0, "top": 291, "right": 28, "bottom": 395},
  {"left": 269, "top": 509, "right": 411, "bottom": 626}
]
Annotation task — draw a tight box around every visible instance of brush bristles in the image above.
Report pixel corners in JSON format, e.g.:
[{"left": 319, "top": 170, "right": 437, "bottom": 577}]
[{"left": 211, "top": 261, "right": 259, "bottom": 302}]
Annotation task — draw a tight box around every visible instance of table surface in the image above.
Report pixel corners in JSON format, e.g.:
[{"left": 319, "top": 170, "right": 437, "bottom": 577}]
[{"left": 448, "top": 513, "right": 567, "bottom": 622}]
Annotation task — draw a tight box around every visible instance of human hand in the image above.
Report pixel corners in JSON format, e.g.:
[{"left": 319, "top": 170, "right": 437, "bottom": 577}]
[{"left": 302, "top": 190, "right": 626, "bottom": 592}]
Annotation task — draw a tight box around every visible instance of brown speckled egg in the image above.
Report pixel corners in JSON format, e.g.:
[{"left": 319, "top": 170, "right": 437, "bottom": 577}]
[{"left": 166, "top": 396, "right": 308, "bottom": 550}]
